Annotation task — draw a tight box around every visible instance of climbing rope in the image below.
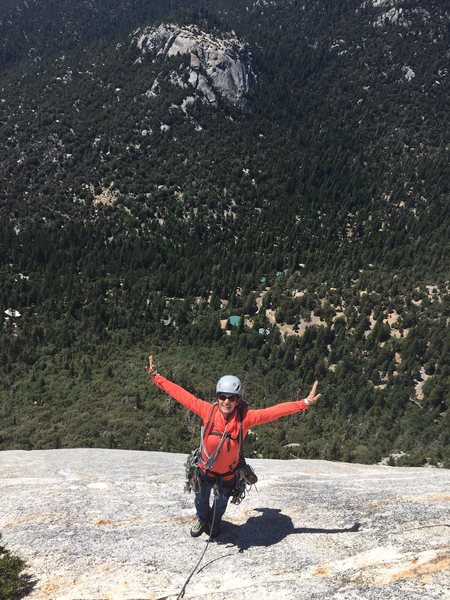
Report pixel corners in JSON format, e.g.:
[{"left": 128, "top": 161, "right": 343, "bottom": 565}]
[{"left": 176, "top": 484, "right": 220, "bottom": 600}]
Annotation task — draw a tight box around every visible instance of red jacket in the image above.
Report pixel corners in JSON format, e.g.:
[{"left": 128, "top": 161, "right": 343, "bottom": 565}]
[{"left": 153, "top": 374, "right": 309, "bottom": 478}]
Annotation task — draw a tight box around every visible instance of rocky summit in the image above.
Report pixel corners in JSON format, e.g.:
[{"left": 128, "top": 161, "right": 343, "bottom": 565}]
[
  {"left": 133, "top": 23, "right": 257, "bottom": 108},
  {"left": 1, "top": 449, "right": 449, "bottom": 599}
]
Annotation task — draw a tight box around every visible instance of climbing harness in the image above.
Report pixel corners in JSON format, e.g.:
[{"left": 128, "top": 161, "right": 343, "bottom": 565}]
[{"left": 184, "top": 401, "right": 258, "bottom": 499}]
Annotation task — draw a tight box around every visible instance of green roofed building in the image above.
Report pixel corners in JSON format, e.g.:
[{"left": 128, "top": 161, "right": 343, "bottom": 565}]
[{"left": 228, "top": 315, "right": 242, "bottom": 327}]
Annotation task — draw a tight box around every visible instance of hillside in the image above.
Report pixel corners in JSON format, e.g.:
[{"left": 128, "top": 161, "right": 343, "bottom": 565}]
[
  {"left": 1, "top": 449, "right": 449, "bottom": 599},
  {"left": 0, "top": 0, "right": 449, "bottom": 465}
]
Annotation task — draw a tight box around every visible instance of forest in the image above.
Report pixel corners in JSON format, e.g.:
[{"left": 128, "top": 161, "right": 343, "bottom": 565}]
[{"left": 0, "top": 0, "right": 448, "bottom": 466}]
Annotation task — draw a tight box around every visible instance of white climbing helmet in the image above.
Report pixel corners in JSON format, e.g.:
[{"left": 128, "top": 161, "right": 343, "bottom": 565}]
[{"left": 216, "top": 375, "right": 242, "bottom": 397}]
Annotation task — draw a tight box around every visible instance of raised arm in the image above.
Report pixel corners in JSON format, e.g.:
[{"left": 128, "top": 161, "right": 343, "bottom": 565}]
[
  {"left": 305, "top": 380, "right": 320, "bottom": 406},
  {"left": 147, "top": 354, "right": 158, "bottom": 377},
  {"left": 245, "top": 380, "right": 320, "bottom": 428},
  {"left": 148, "top": 354, "right": 211, "bottom": 418}
]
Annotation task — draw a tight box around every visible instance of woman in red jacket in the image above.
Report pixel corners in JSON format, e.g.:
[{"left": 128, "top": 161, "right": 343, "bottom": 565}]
[{"left": 148, "top": 355, "right": 320, "bottom": 538}]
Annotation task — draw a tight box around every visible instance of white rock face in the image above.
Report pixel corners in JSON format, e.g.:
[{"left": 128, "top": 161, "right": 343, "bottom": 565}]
[
  {"left": 1, "top": 449, "right": 450, "bottom": 599},
  {"left": 134, "top": 23, "right": 257, "bottom": 109},
  {"left": 373, "top": 6, "right": 411, "bottom": 27},
  {"left": 4, "top": 308, "right": 21, "bottom": 317},
  {"left": 368, "top": 0, "right": 431, "bottom": 28},
  {"left": 402, "top": 65, "right": 416, "bottom": 81}
]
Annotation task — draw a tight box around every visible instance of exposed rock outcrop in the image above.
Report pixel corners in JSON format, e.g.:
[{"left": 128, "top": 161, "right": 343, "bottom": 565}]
[
  {"left": 1, "top": 449, "right": 449, "bottom": 599},
  {"left": 133, "top": 23, "right": 257, "bottom": 109}
]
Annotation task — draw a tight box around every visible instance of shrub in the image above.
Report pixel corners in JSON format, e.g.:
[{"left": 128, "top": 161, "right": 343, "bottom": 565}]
[{"left": 0, "top": 534, "right": 28, "bottom": 600}]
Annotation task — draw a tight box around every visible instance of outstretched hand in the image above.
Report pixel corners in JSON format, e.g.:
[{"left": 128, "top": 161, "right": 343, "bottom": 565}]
[
  {"left": 305, "top": 380, "right": 320, "bottom": 405},
  {"left": 147, "top": 354, "right": 158, "bottom": 377}
]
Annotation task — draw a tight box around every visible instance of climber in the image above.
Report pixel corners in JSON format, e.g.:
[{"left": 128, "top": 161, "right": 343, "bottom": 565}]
[{"left": 147, "top": 354, "right": 320, "bottom": 538}]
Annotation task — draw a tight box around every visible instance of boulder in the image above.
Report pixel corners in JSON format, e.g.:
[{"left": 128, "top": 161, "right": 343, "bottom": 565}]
[{"left": 134, "top": 24, "right": 257, "bottom": 109}]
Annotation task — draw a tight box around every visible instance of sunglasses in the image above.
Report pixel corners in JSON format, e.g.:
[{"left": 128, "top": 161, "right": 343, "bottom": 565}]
[{"left": 217, "top": 393, "right": 240, "bottom": 402}]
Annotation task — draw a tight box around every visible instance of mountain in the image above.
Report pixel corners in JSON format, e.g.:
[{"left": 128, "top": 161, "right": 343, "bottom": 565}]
[
  {"left": 1, "top": 449, "right": 450, "bottom": 599},
  {"left": 0, "top": 0, "right": 448, "bottom": 466}
]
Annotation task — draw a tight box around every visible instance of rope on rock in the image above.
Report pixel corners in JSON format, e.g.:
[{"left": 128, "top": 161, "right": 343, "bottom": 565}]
[{"left": 176, "top": 484, "right": 220, "bottom": 600}]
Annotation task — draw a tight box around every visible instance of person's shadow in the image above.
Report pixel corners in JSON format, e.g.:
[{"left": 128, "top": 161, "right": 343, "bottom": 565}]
[{"left": 216, "top": 508, "right": 361, "bottom": 552}]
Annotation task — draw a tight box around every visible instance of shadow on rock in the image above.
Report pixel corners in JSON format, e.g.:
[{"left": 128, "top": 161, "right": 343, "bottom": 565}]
[
  {"left": 218, "top": 508, "right": 361, "bottom": 552},
  {"left": 14, "top": 573, "right": 38, "bottom": 599}
]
